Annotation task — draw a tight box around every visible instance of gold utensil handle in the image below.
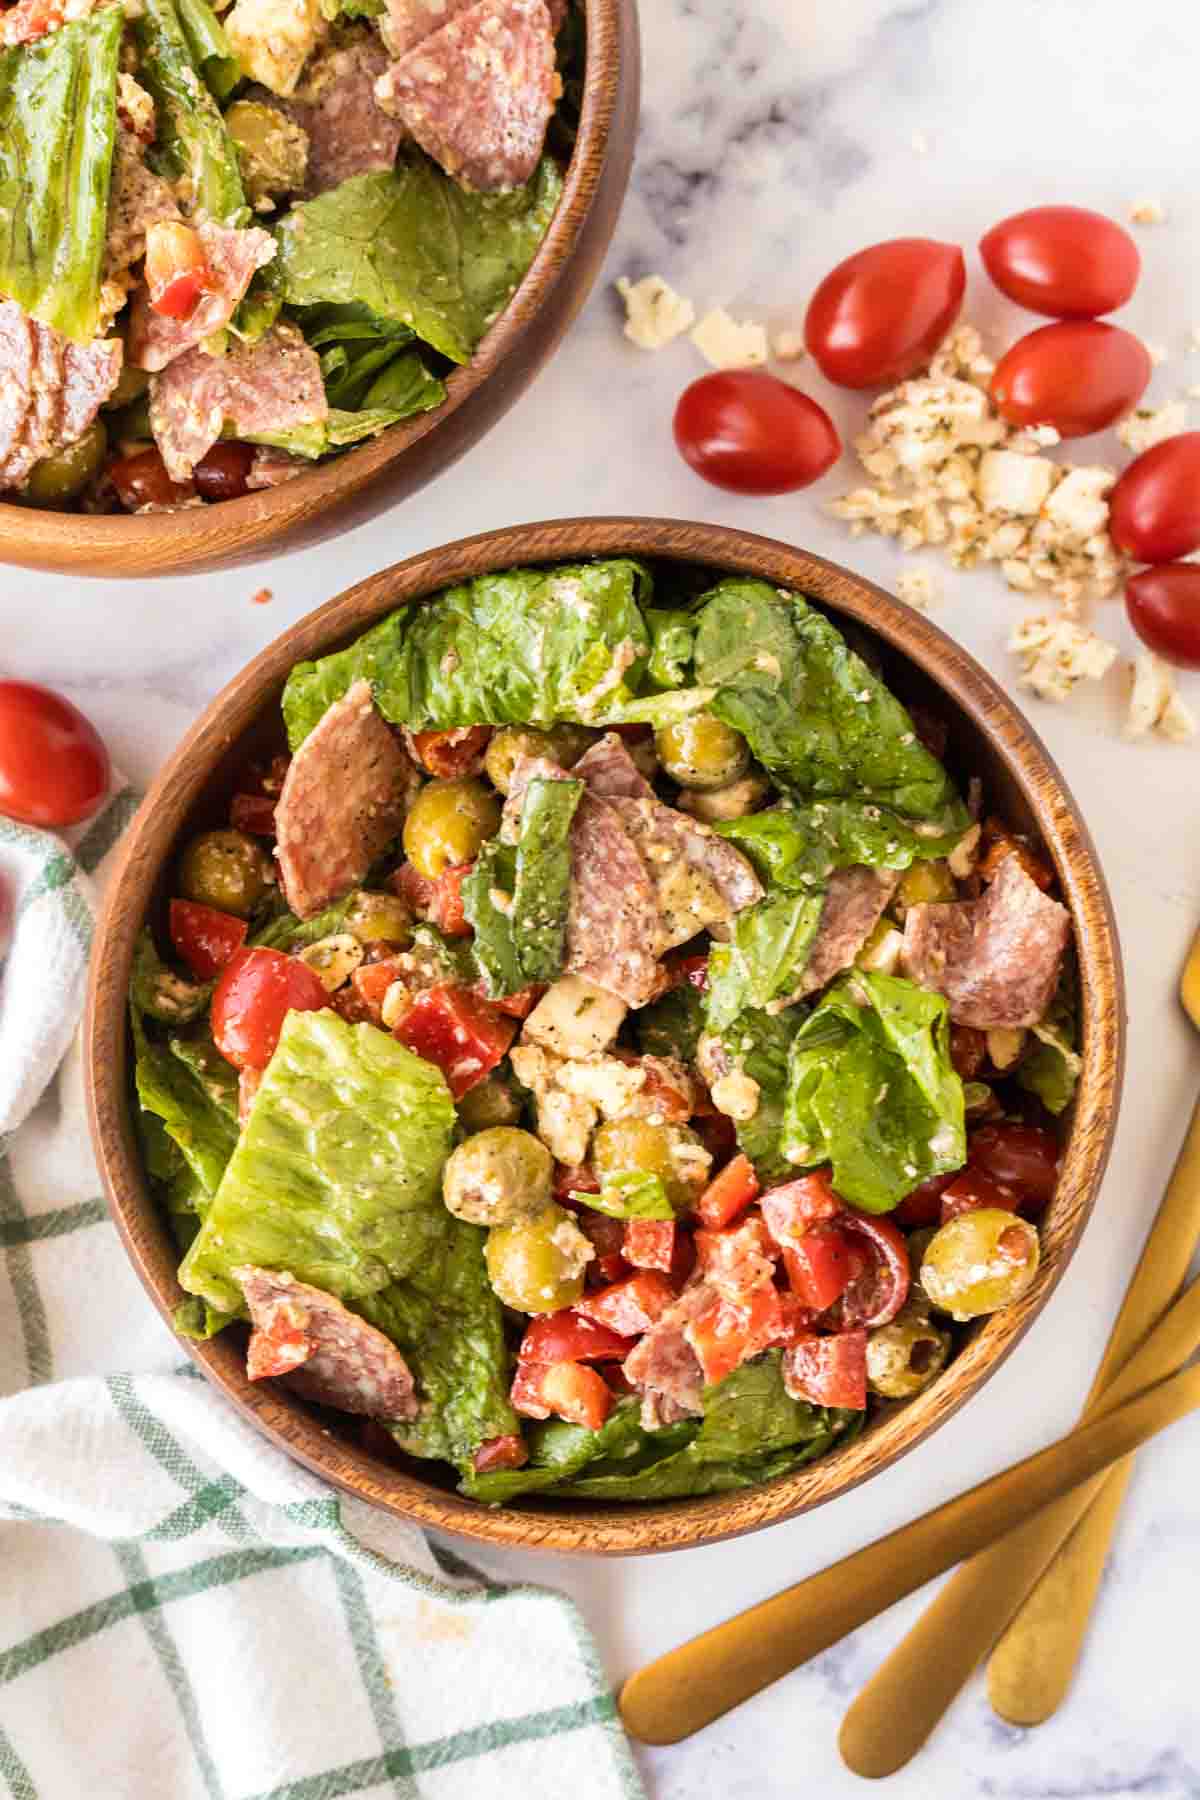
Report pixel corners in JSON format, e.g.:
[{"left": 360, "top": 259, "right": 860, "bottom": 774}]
[
  {"left": 619, "top": 1359, "right": 1200, "bottom": 1747},
  {"left": 839, "top": 1098, "right": 1200, "bottom": 1773},
  {"left": 985, "top": 1097, "right": 1200, "bottom": 1724}
]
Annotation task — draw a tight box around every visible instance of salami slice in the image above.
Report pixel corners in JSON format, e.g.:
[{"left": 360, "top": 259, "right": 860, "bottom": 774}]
[
  {"left": 150, "top": 323, "right": 327, "bottom": 479},
  {"left": 104, "top": 129, "right": 180, "bottom": 283},
  {"left": 128, "top": 222, "right": 276, "bottom": 373},
  {"left": 60, "top": 335, "right": 123, "bottom": 446},
  {"left": 795, "top": 865, "right": 899, "bottom": 998},
  {"left": 606, "top": 795, "right": 763, "bottom": 951},
  {"left": 622, "top": 1289, "right": 707, "bottom": 1420},
  {"left": 566, "top": 793, "right": 662, "bottom": 1005},
  {"left": 571, "top": 732, "right": 656, "bottom": 801},
  {"left": 0, "top": 303, "right": 33, "bottom": 479},
  {"left": 261, "top": 30, "right": 406, "bottom": 197},
  {"left": 274, "top": 678, "right": 420, "bottom": 919},
  {"left": 379, "top": 0, "right": 475, "bottom": 59},
  {"left": 901, "top": 853, "right": 1071, "bottom": 1029},
  {"left": 375, "top": 0, "right": 558, "bottom": 192},
  {"left": 236, "top": 1266, "right": 418, "bottom": 1418},
  {"left": 4, "top": 317, "right": 65, "bottom": 490},
  {"left": 0, "top": 303, "right": 121, "bottom": 492}
]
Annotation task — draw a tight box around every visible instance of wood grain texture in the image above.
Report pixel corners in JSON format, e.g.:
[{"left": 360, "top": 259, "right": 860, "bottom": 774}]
[
  {"left": 84, "top": 518, "right": 1125, "bottom": 1555},
  {"left": 0, "top": 0, "right": 637, "bottom": 577}
]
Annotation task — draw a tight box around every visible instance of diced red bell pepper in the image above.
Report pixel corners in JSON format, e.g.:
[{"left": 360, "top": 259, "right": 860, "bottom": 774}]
[
  {"left": 392, "top": 860, "right": 472, "bottom": 937},
  {"left": 623, "top": 1218, "right": 676, "bottom": 1273},
  {"left": 772, "top": 1291, "right": 822, "bottom": 1348},
  {"left": 145, "top": 220, "right": 210, "bottom": 320},
  {"left": 471, "top": 1434, "right": 528, "bottom": 1474},
  {"left": 575, "top": 1270, "right": 676, "bottom": 1336},
  {"left": 782, "top": 1330, "right": 867, "bottom": 1410},
  {"left": 573, "top": 1211, "right": 628, "bottom": 1286},
  {"left": 169, "top": 898, "right": 248, "bottom": 981},
  {"left": 781, "top": 1225, "right": 857, "bottom": 1312},
  {"left": 496, "top": 983, "right": 545, "bottom": 1020},
  {"left": 555, "top": 1162, "right": 599, "bottom": 1203},
  {"left": 760, "top": 1169, "right": 843, "bottom": 1245},
  {"left": 511, "top": 1359, "right": 612, "bottom": 1429},
  {"left": 893, "top": 1172, "right": 957, "bottom": 1226},
  {"left": 939, "top": 1167, "right": 1023, "bottom": 1223},
  {"left": 519, "top": 1308, "right": 634, "bottom": 1365},
  {"left": 230, "top": 791, "right": 278, "bottom": 837},
  {"left": 409, "top": 725, "right": 492, "bottom": 778},
  {"left": 685, "top": 1284, "right": 784, "bottom": 1387},
  {"left": 697, "top": 1152, "right": 760, "bottom": 1229},
  {"left": 392, "top": 984, "right": 515, "bottom": 1099},
  {"left": 351, "top": 957, "right": 406, "bottom": 1023}
]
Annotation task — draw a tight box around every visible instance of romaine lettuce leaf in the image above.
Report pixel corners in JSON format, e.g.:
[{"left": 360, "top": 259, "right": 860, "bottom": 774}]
[
  {"left": 645, "top": 609, "right": 698, "bottom": 690},
  {"left": 704, "top": 889, "right": 826, "bottom": 1032},
  {"left": 1018, "top": 957, "right": 1081, "bottom": 1115},
  {"left": 271, "top": 154, "right": 562, "bottom": 365},
  {"left": 177, "top": 0, "right": 241, "bottom": 100},
  {"left": 461, "top": 839, "right": 522, "bottom": 998},
  {"left": 135, "top": 0, "right": 246, "bottom": 225},
  {"left": 635, "top": 981, "right": 705, "bottom": 1063},
  {"left": 782, "top": 970, "right": 965, "bottom": 1211},
  {"left": 281, "top": 559, "right": 655, "bottom": 747},
  {"left": 572, "top": 1172, "right": 674, "bottom": 1220},
  {"left": 130, "top": 928, "right": 211, "bottom": 1024},
  {"left": 130, "top": 1009, "right": 239, "bottom": 1202},
  {"left": 463, "top": 776, "right": 581, "bottom": 996},
  {"left": 704, "top": 1004, "right": 800, "bottom": 1182},
  {"left": 0, "top": 9, "right": 121, "bottom": 341},
  {"left": 179, "top": 1009, "right": 456, "bottom": 1314},
  {"left": 717, "top": 796, "right": 962, "bottom": 888},
  {"left": 249, "top": 893, "right": 357, "bottom": 952}
]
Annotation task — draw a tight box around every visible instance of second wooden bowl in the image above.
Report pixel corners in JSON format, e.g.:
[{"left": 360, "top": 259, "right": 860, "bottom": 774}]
[{"left": 85, "top": 517, "right": 1124, "bottom": 1554}]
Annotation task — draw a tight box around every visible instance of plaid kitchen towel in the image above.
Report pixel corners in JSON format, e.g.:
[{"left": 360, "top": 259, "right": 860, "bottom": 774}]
[{"left": 0, "top": 811, "right": 645, "bottom": 1800}]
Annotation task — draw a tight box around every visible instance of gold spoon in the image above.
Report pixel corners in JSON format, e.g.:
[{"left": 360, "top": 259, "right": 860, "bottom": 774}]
[
  {"left": 836, "top": 936, "right": 1200, "bottom": 1773},
  {"left": 618, "top": 1271, "right": 1200, "bottom": 1748}
]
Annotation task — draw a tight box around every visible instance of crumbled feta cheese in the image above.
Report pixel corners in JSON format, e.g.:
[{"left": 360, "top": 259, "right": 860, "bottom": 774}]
[
  {"left": 1041, "top": 466, "right": 1116, "bottom": 542},
  {"left": 895, "top": 566, "right": 939, "bottom": 611},
  {"left": 1010, "top": 613, "right": 1119, "bottom": 702},
  {"left": 690, "top": 308, "right": 769, "bottom": 370},
  {"left": 1126, "top": 653, "right": 1199, "bottom": 741},
  {"left": 1116, "top": 401, "right": 1188, "bottom": 455},
  {"left": 223, "top": 0, "right": 322, "bottom": 95},
  {"left": 615, "top": 275, "right": 696, "bottom": 351},
  {"left": 710, "top": 1071, "right": 761, "bottom": 1122},
  {"left": 771, "top": 327, "right": 805, "bottom": 362},
  {"left": 1130, "top": 198, "right": 1167, "bottom": 225},
  {"left": 978, "top": 449, "right": 1056, "bottom": 516}
]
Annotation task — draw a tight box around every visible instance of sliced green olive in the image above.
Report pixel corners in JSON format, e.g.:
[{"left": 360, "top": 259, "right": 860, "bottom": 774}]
[
  {"left": 18, "top": 421, "right": 107, "bottom": 509},
  {"left": 456, "top": 1072, "right": 523, "bottom": 1134},
  {"left": 402, "top": 777, "right": 501, "bottom": 878},
  {"left": 342, "top": 889, "right": 413, "bottom": 948},
  {"left": 866, "top": 1296, "right": 952, "bottom": 1399},
  {"left": 655, "top": 713, "right": 749, "bottom": 791},
  {"left": 484, "top": 725, "right": 595, "bottom": 795},
  {"left": 225, "top": 99, "right": 309, "bottom": 205},
  {"left": 484, "top": 1203, "right": 592, "bottom": 1313},
  {"left": 920, "top": 1208, "right": 1040, "bottom": 1322},
  {"left": 442, "top": 1127, "right": 552, "bottom": 1227},
  {"left": 177, "top": 828, "right": 274, "bottom": 918}
]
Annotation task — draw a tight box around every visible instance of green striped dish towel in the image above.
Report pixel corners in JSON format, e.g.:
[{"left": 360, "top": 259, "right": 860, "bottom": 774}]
[{"left": 0, "top": 806, "right": 645, "bottom": 1800}]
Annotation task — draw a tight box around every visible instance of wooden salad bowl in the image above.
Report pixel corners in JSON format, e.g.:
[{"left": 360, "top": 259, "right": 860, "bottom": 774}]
[
  {"left": 0, "top": 1, "right": 638, "bottom": 578},
  {"left": 85, "top": 518, "right": 1124, "bottom": 1554}
]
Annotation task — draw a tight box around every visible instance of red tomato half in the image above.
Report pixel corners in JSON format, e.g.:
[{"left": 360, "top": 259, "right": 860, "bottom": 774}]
[
  {"left": 518, "top": 1310, "right": 634, "bottom": 1365},
  {"left": 990, "top": 322, "right": 1150, "bottom": 437},
  {"left": 110, "top": 447, "right": 195, "bottom": 511},
  {"left": 782, "top": 1227, "right": 856, "bottom": 1311},
  {"left": 1125, "top": 565, "right": 1200, "bottom": 671},
  {"left": 1109, "top": 433, "right": 1200, "bottom": 563},
  {"left": 169, "top": 899, "right": 248, "bottom": 981},
  {"left": 0, "top": 681, "right": 110, "bottom": 827},
  {"left": 980, "top": 207, "right": 1140, "bottom": 319},
  {"left": 212, "top": 947, "right": 329, "bottom": 1070},
  {"left": 782, "top": 1330, "right": 867, "bottom": 1410},
  {"left": 392, "top": 984, "right": 515, "bottom": 1099},
  {"left": 804, "top": 238, "right": 965, "bottom": 388},
  {"left": 969, "top": 1122, "right": 1059, "bottom": 1209},
  {"left": 674, "top": 371, "right": 841, "bottom": 495},
  {"left": 893, "top": 1171, "right": 956, "bottom": 1226}
]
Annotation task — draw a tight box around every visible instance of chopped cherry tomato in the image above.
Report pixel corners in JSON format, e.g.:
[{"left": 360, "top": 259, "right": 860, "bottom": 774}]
[
  {"left": 168, "top": 899, "right": 248, "bottom": 981},
  {"left": 145, "top": 220, "right": 210, "bottom": 320},
  {"left": 347, "top": 956, "right": 404, "bottom": 1025},
  {"left": 392, "top": 860, "right": 472, "bottom": 936},
  {"left": 760, "top": 1170, "right": 842, "bottom": 1245},
  {"left": 1125, "top": 564, "right": 1200, "bottom": 670},
  {"left": 804, "top": 238, "right": 966, "bottom": 388},
  {"left": 0, "top": 681, "right": 109, "bottom": 827},
  {"left": 409, "top": 726, "right": 492, "bottom": 778},
  {"left": 782, "top": 1330, "right": 867, "bottom": 1409},
  {"left": 685, "top": 1283, "right": 784, "bottom": 1387},
  {"left": 772, "top": 1291, "right": 822, "bottom": 1348},
  {"left": 979, "top": 207, "right": 1140, "bottom": 319},
  {"left": 471, "top": 1434, "right": 528, "bottom": 1474},
  {"left": 110, "top": 447, "right": 196, "bottom": 511},
  {"left": 392, "top": 984, "right": 515, "bottom": 1099},
  {"left": 211, "top": 946, "right": 328, "bottom": 1071},
  {"left": 575, "top": 1271, "right": 676, "bottom": 1336},
  {"left": 674, "top": 371, "right": 841, "bottom": 495},
  {"left": 696, "top": 1152, "right": 760, "bottom": 1229},
  {"left": 893, "top": 1172, "right": 956, "bottom": 1227},
  {"left": 969, "top": 1122, "right": 1059, "bottom": 1209},
  {"left": 693, "top": 1214, "right": 774, "bottom": 1286},
  {"left": 623, "top": 1218, "right": 676, "bottom": 1273},
  {"left": 990, "top": 321, "right": 1151, "bottom": 437},
  {"left": 1110, "top": 434, "right": 1200, "bottom": 564},
  {"left": 538, "top": 1362, "right": 613, "bottom": 1431},
  {"left": 781, "top": 1225, "right": 856, "bottom": 1311},
  {"left": 836, "top": 1212, "right": 910, "bottom": 1329},
  {"left": 230, "top": 791, "right": 278, "bottom": 837},
  {"left": 940, "top": 1166, "right": 1024, "bottom": 1223},
  {"left": 518, "top": 1309, "right": 634, "bottom": 1365}
]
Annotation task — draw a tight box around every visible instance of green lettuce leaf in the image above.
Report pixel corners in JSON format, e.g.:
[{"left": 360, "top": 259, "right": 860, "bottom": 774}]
[
  {"left": 645, "top": 609, "right": 698, "bottom": 690},
  {"left": 572, "top": 1171, "right": 674, "bottom": 1220},
  {"left": 179, "top": 1009, "right": 456, "bottom": 1314},
  {"left": 177, "top": 0, "right": 241, "bottom": 100},
  {"left": 281, "top": 559, "right": 655, "bottom": 747},
  {"left": 463, "top": 776, "right": 582, "bottom": 996},
  {"left": 167, "top": 1029, "right": 240, "bottom": 1119},
  {"left": 635, "top": 982, "right": 705, "bottom": 1063},
  {"left": 130, "top": 928, "right": 211, "bottom": 1025},
  {"left": 782, "top": 970, "right": 965, "bottom": 1211},
  {"left": 271, "top": 154, "right": 562, "bottom": 365},
  {"left": 0, "top": 9, "right": 121, "bottom": 341},
  {"left": 130, "top": 1009, "right": 239, "bottom": 1202},
  {"left": 461, "top": 839, "right": 522, "bottom": 999},
  {"left": 135, "top": 0, "right": 247, "bottom": 224},
  {"left": 250, "top": 893, "right": 356, "bottom": 952},
  {"left": 704, "top": 889, "right": 826, "bottom": 1032},
  {"left": 717, "top": 796, "right": 961, "bottom": 888},
  {"left": 693, "top": 580, "right": 967, "bottom": 832},
  {"left": 1018, "top": 958, "right": 1081, "bottom": 1115},
  {"left": 293, "top": 302, "right": 415, "bottom": 349},
  {"left": 704, "top": 1005, "right": 800, "bottom": 1182}
]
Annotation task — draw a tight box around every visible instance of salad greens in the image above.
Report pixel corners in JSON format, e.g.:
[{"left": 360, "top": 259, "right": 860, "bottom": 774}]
[
  {"left": 706, "top": 1004, "right": 801, "bottom": 1182},
  {"left": 1018, "top": 958, "right": 1081, "bottom": 1115},
  {"left": 130, "top": 1008, "right": 238, "bottom": 1203},
  {"left": 572, "top": 1172, "right": 675, "bottom": 1221},
  {"left": 704, "top": 889, "right": 826, "bottom": 1031},
  {"left": 635, "top": 981, "right": 705, "bottom": 1064},
  {"left": 782, "top": 971, "right": 965, "bottom": 1212},
  {"left": 0, "top": 9, "right": 122, "bottom": 342},
  {"left": 176, "top": 0, "right": 242, "bottom": 101},
  {"left": 134, "top": 0, "right": 247, "bottom": 225},
  {"left": 509, "top": 776, "right": 582, "bottom": 983},
  {"left": 717, "top": 796, "right": 964, "bottom": 889}
]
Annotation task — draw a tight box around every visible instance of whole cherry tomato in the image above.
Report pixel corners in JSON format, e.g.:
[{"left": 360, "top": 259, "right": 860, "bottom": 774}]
[
  {"left": 1109, "top": 433, "right": 1200, "bottom": 563},
  {"left": 0, "top": 681, "right": 110, "bottom": 827},
  {"left": 804, "top": 238, "right": 965, "bottom": 388},
  {"left": 990, "top": 321, "right": 1150, "bottom": 438},
  {"left": 1125, "top": 564, "right": 1200, "bottom": 670},
  {"left": 968, "top": 1122, "right": 1059, "bottom": 1210},
  {"left": 673, "top": 371, "right": 841, "bottom": 494},
  {"left": 211, "top": 946, "right": 328, "bottom": 1070},
  {"left": 979, "top": 207, "right": 1140, "bottom": 318}
]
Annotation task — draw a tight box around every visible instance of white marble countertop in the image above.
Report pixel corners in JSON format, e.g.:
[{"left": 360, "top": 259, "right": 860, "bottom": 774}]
[{"left": 6, "top": 1, "right": 1200, "bottom": 1794}]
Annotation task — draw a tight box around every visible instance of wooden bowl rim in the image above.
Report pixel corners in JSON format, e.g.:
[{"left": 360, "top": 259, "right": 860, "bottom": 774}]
[
  {"left": 85, "top": 516, "right": 1125, "bottom": 1556},
  {"left": 0, "top": 0, "right": 627, "bottom": 576}
]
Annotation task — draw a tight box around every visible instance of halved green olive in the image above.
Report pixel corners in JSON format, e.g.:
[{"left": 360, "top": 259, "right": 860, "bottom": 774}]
[
  {"left": 402, "top": 777, "right": 501, "bottom": 878},
  {"left": 655, "top": 713, "right": 749, "bottom": 791},
  {"left": 920, "top": 1208, "right": 1040, "bottom": 1321},
  {"left": 342, "top": 889, "right": 413, "bottom": 948},
  {"left": 484, "top": 725, "right": 595, "bottom": 795},
  {"left": 177, "top": 828, "right": 273, "bottom": 918},
  {"left": 443, "top": 1127, "right": 551, "bottom": 1226},
  {"left": 19, "top": 421, "right": 107, "bottom": 509},
  {"left": 866, "top": 1296, "right": 952, "bottom": 1399},
  {"left": 484, "top": 1203, "right": 592, "bottom": 1313},
  {"left": 456, "top": 1072, "right": 523, "bottom": 1134},
  {"left": 591, "top": 1117, "right": 708, "bottom": 1210}
]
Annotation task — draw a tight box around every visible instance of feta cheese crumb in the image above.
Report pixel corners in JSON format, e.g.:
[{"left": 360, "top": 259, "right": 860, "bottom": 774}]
[
  {"left": 1116, "top": 400, "right": 1188, "bottom": 455},
  {"left": 1041, "top": 466, "right": 1115, "bottom": 542},
  {"left": 978, "top": 448, "right": 1056, "bottom": 516},
  {"left": 615, "top": 275, "right": 695, "bottom": 351},
  {"left": 690, "top": 308, "right": 769, "bottom": 370},
  {"left": 1010, "top": 613, "right": 1119, "bottom": 703},
  {"left": 1130, "top": 198, "right": 1168, "bottom": 225},
  {"left": 895, "top": 566, "right": 939, "bottom": 611},
  {"left": 1126, "top": 652, "right": 1198, "bottom": 741}
]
